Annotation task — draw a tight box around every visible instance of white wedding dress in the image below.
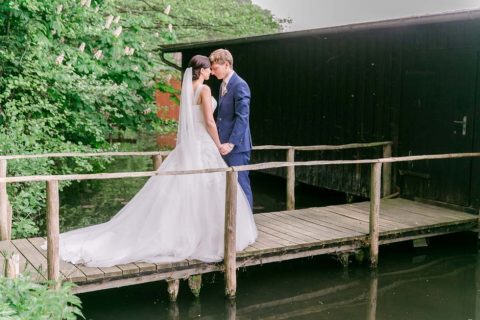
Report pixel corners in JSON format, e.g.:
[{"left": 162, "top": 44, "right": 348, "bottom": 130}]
[{"left": 51, "top": 68, "right": 257, "bottom": 267}]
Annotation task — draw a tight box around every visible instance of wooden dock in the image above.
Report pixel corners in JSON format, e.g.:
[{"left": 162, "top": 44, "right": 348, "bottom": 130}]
[{"left": 0, "top": 198, "right": 476, "bottom": 294}]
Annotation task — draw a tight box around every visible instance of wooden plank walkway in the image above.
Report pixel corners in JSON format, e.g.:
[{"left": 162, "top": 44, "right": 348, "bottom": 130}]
[{"left": 0, "top": 198, "right": 477, "bottom": 294}]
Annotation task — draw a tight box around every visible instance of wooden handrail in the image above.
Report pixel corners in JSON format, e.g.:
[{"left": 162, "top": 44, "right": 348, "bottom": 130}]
[
  {"left": 5, "top": 141, "right": 480, "bottom": 294},
  {"left": 0, "top": 151, "right": 171, "bottom": 161},
  {"left": 1, "top": 152, "right": 480, "bottom": 183},
  {"left": 0, "top": 142, "right": 392, "bottom": 161}
]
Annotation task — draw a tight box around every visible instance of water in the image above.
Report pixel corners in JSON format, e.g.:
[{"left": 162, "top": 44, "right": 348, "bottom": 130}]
[
  {"left": 60, "top": 138, "right": 479, "bottom": 319},
  {"left": 78, "top": 233, "right": 478, "bottom": 320}
]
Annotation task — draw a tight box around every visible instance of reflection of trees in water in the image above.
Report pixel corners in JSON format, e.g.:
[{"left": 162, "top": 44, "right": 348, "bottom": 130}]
[
  {"left": 60, "top": 139, "right": 157, "bottom": 232},
  {"left": 166, "top": 255, "right": 475, "bottom": 320}
]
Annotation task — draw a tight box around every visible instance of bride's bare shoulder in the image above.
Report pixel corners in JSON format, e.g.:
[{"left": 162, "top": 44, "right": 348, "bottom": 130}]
[{"left": 201, "top": 85, "right": 211, "bottom": 95}]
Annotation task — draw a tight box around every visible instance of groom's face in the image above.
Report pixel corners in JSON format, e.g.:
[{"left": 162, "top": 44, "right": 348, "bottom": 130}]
[{"left": 211, "top": 62, "right": 230, "bottom": 80}]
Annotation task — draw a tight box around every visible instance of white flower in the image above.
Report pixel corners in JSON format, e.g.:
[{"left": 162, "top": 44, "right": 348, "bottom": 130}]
[
  {"left": 78, "top": 42, "right": 86, "bottom": 52},
  {"left": 85, "top": 0, "right": 91, "bottom": 7},
  {"left": 168, "top": 24, "right": 173, "bottom": 33},
  {"left": 104, "top": 15, "right": 114, "bottom": 29},
  {"left": 55, "top": 52, "right": 65, "bottom": 65},
  {"left": 113, "top": 16, "right": 121, "bottom": 24},
  {"left": 155, "top": 32, "right": 159, "bottom": 37},
  {"left": 93, "top": 50, "right": 103, "bottom": 60},
  {"left": 143, "top": 107, "right": 152, "bottom": 115},
  {"left": 95, "top": 6, "right": 99, "bottom": 13},
  {"left": 124, "top": 46, "right": 134, "bottom": 56},
  {"left": 113, "top": 26, "right": 122, "bottom": 37},
  {"left": 164, "top": 5, "right": 171, "bottom": 15},
  {"left": 56, "top": 4, "right": 63, "bottom": 14},
  {"left": 80, "top": 0, "right": 87, "bottom": 7}
]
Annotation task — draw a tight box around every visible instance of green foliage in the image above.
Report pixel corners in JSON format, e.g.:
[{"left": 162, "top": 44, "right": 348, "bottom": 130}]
[
  {"left": 113, "top": 0, "right": 284, "bottom": 43},
  {"left": 0, "top": 275, "right": 83, "bottom": 319},
  {"left": 0, "top": 0, "right": 170, "bottom": 237},
  {"left": 0, "top": 0, "right": 281, "bottom": 238}
]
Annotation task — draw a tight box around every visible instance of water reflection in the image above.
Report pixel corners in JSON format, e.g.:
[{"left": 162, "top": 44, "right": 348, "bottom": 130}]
[{"left": 80, "top": 233, "right": 477, "bottom": 319}]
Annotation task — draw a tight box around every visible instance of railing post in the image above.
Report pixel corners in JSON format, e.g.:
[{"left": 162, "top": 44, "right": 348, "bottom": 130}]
[
  {"left": 382, "top": 144, "right": 392, "bottom": 197},
  {"left": 152, "top": 154, "right": 163, "bottom": 170},
  {"left": 286, "top": 148, "right": 295, "bottom": 211},
  {"left": 369, "top": 162, "right": 382, "bottom": 269},
  {"left": 0, "top": 159, "right": 10, "bottom": 240},
  {"left": 47, "top": 180, "right": 60, "bottom": 289},
  {"left": 3, "top": 253, "right": 19, "bottom": 278},
  {"left": 224, "top": 170, "right": 237, "bottom": 298}
]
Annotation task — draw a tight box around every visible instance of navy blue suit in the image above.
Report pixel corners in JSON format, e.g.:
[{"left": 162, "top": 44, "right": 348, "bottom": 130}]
[{"left": 217, "top": 72, "right": 253, "bottom": 208}]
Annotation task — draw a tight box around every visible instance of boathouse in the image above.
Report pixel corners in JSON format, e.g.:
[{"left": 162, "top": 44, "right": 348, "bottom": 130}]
[{"left": 160, "top": 9, "right": 480, "bottom": 212}]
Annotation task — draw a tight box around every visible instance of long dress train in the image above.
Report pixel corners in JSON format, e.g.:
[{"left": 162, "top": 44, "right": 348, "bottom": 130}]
[{"left": 49, "top": 79, "right": 257, "bottom": 267}]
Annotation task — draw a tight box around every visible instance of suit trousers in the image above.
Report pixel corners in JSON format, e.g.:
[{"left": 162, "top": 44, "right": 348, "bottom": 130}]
[{"left": 223, "top": 151, "right": 253, "bottom": 209}]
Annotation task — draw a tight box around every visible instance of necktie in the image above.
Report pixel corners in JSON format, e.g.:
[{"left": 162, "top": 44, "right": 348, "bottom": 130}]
[{"left": 221, "top": 81, "right": 227, "bottom": 97}]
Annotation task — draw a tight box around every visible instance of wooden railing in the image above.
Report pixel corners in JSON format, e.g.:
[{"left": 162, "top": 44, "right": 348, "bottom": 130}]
[{"left": 12, "top": 141, "right": 478, "bottom": 298}]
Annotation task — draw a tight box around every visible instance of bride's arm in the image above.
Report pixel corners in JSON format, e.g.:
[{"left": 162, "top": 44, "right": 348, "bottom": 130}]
[{"left": 200, "top": 86, "right": 222, "bottom": 148}]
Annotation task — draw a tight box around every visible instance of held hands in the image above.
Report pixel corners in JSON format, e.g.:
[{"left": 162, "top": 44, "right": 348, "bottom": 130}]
[{"left": 219, "top": 143, "right": 234, "bottom": 156}]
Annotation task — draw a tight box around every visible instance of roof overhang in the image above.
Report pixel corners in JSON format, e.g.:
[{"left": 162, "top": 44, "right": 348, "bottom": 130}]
[{"left": 159, "top": 8, "right": 480, "bottom": 53}]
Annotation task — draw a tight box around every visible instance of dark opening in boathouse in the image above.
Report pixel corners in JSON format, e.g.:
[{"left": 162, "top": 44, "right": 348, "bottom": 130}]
[{"left": 160, "top": 9, "right": 480, "bottom": 212}]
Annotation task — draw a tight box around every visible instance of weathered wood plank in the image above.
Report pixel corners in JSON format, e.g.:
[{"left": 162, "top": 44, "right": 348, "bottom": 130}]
[
  {"left": 302, "top": 208, "right": 370, "bottom": 233},
  {"left": 0, "top": 240, "right": 45, "bottom": 281},
  {"left": 343, "top": 203, "right": 416, "bottom": 228},
  {"left": 255, "top": 215, "right": 321, "bottom": 243},
  {"left": 28, "top": 237, "right": 86, "bottom": 283},
  {"left": 117, "top": 263, "right": 140, "bottom": 276},
  {"left": 260, "top": 212, "right": 336, "bottom": 240},
  {"left": 384, "top": 198, "right": 473, "bottom": 220},
  {"left": 269, "top": 210, "right": 358, "bottom": 239},
  {"left": 4, "top": 198, "right": 476, "bottom": 295},
  {"left": 11, "top": 239, "right": 48, "bottom": 280},
  {"left": 75, "top": 265, "right": 105, "bottom": 282},
  {"left": 135, "top": 262, "right": 157, "bottom": 273},
  {"left": 324, "top": 205, "right": 407, "bottom": 230},
  {"left": 292, "top": 209, "right": 367, "bottom": 236}
]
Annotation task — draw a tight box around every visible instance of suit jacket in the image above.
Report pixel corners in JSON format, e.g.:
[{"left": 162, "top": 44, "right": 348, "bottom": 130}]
[{"left": 216, "top": 72, "right": 252, "bottom": 153}]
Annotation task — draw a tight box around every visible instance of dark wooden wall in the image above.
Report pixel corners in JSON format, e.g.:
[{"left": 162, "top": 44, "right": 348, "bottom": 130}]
[{"left": 178, "top": 18, "right": 480, "bottom": 210}]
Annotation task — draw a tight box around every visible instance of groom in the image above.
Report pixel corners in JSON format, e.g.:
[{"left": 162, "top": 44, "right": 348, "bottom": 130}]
[{"left": 209, "top": 49, "right": 253, "bottom": 208}]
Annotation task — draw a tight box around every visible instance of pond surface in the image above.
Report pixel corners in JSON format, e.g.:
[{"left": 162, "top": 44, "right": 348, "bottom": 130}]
[
  {"left": 78, "top": 233, "right": 478, "bottom": 320},
  {"left": 60, "top": 138, "right": 479, "bottom": 319}
]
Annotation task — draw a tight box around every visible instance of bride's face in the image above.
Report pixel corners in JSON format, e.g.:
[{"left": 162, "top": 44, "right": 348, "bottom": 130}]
[{"left": 200, "top": 67, "right": 211, "bottom": 80}]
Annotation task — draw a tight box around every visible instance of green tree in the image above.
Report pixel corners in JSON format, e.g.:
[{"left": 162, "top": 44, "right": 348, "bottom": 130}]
[
  {"left": 0, "top": 0, "right": 169, "bottom": 237},
  {"left": 0, "top": 0, "right": 281, "bottom": 238}
]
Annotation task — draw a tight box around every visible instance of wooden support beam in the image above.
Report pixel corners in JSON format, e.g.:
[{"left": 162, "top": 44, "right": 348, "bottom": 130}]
[
  {"left": 224, "top": 170, "right": 237, "bottom": 298},
  {"left": 369, "top": 162, "right": 382, "bottom": 269},
  {"left": 188, "top": 274, "right": 202, "bottom": 298},
  {"left": 46, "top": 180, "right": 60, "bottom": 289},
  {"left": 366, "top": 272, "right": 378, "bottom": 320},
  {"left": 286, "top": 148, "right": 295, "bottom": 211},
  {"left": 225, "top": 298, "right": 237, "bottom": 320},
  {"left": 0, "top": 160, "right": 10, "bottom": 241},
  {"left": 167, "top": 279, "right": 180, "bottom": 302},
  {"left": 152, "top": 154, "right": 163, "bottom": 170},
  {"left": 382, "top": 144, "right": 392, "bottom": 197}
]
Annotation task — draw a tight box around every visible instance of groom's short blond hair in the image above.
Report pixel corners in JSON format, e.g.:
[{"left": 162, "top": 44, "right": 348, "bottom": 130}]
[{"left": 209, "top": 49, "right": 233, "bottom": 67}]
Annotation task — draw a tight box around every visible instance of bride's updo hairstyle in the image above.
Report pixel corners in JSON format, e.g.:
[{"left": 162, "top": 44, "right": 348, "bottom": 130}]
[{"left": 188, "top": 55, "right": 211, "bottom": 80}]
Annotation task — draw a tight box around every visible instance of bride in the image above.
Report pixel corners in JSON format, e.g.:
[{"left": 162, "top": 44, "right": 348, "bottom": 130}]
[{"left": 51, "top": 55, "right": 258, "bottom": 267}]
